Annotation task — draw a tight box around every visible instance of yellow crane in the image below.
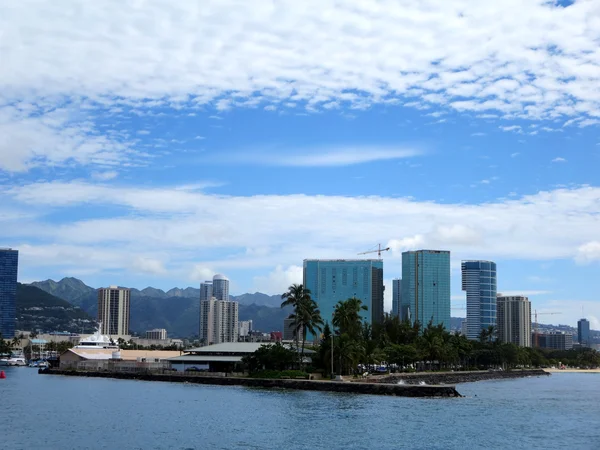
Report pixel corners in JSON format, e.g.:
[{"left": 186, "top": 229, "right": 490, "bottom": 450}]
[
  {"left": 358, "top": 243, "right": 390, "bottom": 258},
  {"left": 533, "top": 310, "right": 562, "bottom": 347}
]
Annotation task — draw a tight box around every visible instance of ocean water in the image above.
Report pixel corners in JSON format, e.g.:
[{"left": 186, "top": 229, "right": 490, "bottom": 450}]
[{"left": 0, "top": 369, "right": 598, "bottom": 450}]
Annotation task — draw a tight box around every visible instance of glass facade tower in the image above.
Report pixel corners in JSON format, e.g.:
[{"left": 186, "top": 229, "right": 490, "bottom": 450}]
[
  {"left": 578, "top": 318, "right": 590, "bottom": 347},
  {"left": 401, "top": 250, "right": 451, "bottom": 329},
  {"left": 0, "top": 248, "right": 19, "bottom": 339},
  {"left": 303, "top": 259, "right": 384, "bottom": 329},
  {"left": 462, "top": 260, "right": 497, "bottom": 340},
  {"left": 392, "top": 278, "right": 402, "bottom": 318}
]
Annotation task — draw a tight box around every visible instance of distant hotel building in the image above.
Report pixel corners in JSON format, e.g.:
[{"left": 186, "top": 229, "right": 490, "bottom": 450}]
[
  {"left": 98, "top": 286, "right": 130, "bottom": 336},
  {"left": 238, "top": 320, "right": 253, "bottom": 338},
  {"left": 578, "top": 318, "right": 590, "bottom": 347},
  {"left": 0, "top": 248, "right": 18, "bottom": 339},
  {"left": 462, "top": 260, "right": 497, "bottom": 340},
  {"left": 199, "top": 274, "right": 239, "bottom": 345},
  {"left": 145, "top": 328, "right": 167, "bottom": 340},
  {"left": 392, "top": 279, "right": 402, "bottom": 318},
  {"left": 536, "top": 332, "right": 573, "bottom": 351},
  {"left": 497, "top": 295, "right": 531, "bottom": 347},
  {"left": 303, "top": 259, "right": 384, "bottom": 329},
  {"left": 283, "top": 315, "right": 303, "bottom": 341},
  {"left": 401, "top": 250, "right": 451, "bottom": 329}
]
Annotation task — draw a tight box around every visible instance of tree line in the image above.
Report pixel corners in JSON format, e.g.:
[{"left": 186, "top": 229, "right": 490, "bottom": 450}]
[{"left": 256, "top": 284, "right": 600, "bottom": 377}]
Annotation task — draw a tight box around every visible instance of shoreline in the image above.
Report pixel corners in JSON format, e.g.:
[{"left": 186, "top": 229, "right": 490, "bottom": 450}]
[
  {"left": 543, "top": 368, "right": 600, "bottom": 373},
  {"left": 368, "top": 369, "right": 549, "bottom": 385},
  {"left": 38, "top": 369, "right": 461, "bottom": 398}
]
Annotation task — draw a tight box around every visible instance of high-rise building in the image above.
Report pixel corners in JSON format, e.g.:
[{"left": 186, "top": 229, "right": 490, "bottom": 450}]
[
  {"left": 497, "top": 295, "right": 531, "bottom": 347},
  {"left": 145, "top": 328, "right": 167, "bottom": 340},
  {"left": 212, "top": 274, "right": 230, "bottom": 301},
  {"left": 461, "top": 260, "right": 497, "bottom": 340},
  {"left": 303, "top": 259, "right": 384, "bottom": 329},
  {"left": 0, "top": 248, "right": 18, "bottom": 339},
  {"left": 392, "top": 279, "right": 402, "bottom": 318},
  {"left": 578, "top": 318, "right": 591, "bottom": 347},
  {"left": 238, "top": 320, "right": 253, "bottom": 338},
  {"left": 199, "top": 280, "right": 213, "bottom": 337},
  {"left": 536, "top": 332, "right": 573, "bottom": 351},
  {"left": 199, "top": 298, "right": 239, "bottom": 345},
  {"left": 283, "top": 315, "right": 303, "bottom": 341},
  {"left": 97, "top": 286, "right": 131, "bottom": 336},
  {"left": 401, "top": 250, "right": 451, "bottom": 329}
]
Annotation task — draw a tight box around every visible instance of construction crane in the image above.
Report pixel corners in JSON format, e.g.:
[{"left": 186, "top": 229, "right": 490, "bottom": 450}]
[
  {"left": 358, "top": 243, "right": 390, "bottom": 258},
  {"left": 533, "top": 310, "right": 562, "bottom": 347}
]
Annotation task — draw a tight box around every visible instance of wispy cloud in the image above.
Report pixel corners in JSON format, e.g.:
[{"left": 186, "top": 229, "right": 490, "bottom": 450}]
[
  {"left": 552, "top": 157, "right": 567, "bottom": 163},
  {"left": 231, "top": 146, "right": 424, "bottom": 167}
]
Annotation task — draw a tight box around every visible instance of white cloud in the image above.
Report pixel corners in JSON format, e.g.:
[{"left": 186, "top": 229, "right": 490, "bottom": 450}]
[
  {"left": 232, "top": 146, "right": 423, "bottom": 167},
  {"left": 575, "top": 241, "right": 600, "bottom": 264},
  {"left": 500, "top": 125, "right": 522, "bottom": 132},
  {"left": 552, "top": 157, "right": 567, "bottom": 163},
  {"left": 471, "top": 132, "right": 486, "bottom": 136},
  {"left": 511, "top": 152, "right": 520, "bottom": 158},
  {"left": 131, "top": 256, "right": 166, "bottom": 275},
  {"left": 252, "top": 265, "right": 302, "bottom": 295},
  {"left": 0, "top": 0, "right": 597, "bottom": 164},
  {"left": 5, "top": 182, "right": 600, "bottom": 289},
  {"left": 91, "top": 170, "right": 118, "bottom": 181}
]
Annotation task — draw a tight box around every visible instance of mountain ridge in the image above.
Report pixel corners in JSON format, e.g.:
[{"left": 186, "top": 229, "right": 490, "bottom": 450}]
[{"left": 28, "top": 277, "right": 288, "bottom": 337}]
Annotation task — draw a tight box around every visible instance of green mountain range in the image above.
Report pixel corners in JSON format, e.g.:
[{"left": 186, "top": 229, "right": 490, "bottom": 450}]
[
  {"left": 15, "top": 283, "right": 96, "bottom": 334},
  {"left": 29, "top": 278, "right": 290, "bottom": 337}
]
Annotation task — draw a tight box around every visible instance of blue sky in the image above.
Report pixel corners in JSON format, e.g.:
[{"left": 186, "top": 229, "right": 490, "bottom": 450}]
[{"left": 1, "top": 0, "right": 599, "bottom": 327}]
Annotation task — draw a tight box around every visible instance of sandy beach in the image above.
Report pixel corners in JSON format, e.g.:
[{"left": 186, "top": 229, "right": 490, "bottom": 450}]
[{"left": 544, "top": 368, "right": 600, "bottom": 373}]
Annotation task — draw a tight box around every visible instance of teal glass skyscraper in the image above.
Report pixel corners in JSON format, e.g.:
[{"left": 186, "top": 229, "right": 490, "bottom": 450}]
[
  {"left": 401, "top": 250, "right": 450, "bottom": 329},
  {"left": 303, "top": 259, "right": 384, "bottom": 329},
  {"left": 462, "top": 260, "right": 497, "bottom": 340},
  {"left": 0, "top": 248, "right": 19, "bottom": 339}
]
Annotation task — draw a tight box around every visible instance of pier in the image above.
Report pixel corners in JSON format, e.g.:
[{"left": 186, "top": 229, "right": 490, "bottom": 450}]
[{"left": 39, "top": 369, "right": 461, "bottom": 398}]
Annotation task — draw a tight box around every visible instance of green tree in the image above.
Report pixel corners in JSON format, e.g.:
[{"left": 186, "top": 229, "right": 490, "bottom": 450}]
[
  {"left": 291, "top": 297, "right": 324, "bottom": 364},
  {"left": 281, "top": 284, "right": 311, "bottom": 358},
  {"left": 332, "top": 297, "right": 368, "bottom": 339},
  {"left": 242, "top": 342, "right": 297, "bottom": 373}
]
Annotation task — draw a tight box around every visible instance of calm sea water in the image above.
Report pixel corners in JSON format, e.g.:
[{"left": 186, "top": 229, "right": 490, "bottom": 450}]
[{"left": 0, "top": 368, "right": 599, "bottom": 450}]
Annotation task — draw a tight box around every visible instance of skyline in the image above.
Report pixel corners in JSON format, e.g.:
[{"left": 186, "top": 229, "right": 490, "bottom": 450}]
[{"left": 1, "top": 1, "right": 599, "bottom": 329}]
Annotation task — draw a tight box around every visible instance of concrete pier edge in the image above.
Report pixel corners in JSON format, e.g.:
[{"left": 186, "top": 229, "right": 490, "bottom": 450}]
[{"left": 39, "top": 369, "right": 461, "bottom": 398}]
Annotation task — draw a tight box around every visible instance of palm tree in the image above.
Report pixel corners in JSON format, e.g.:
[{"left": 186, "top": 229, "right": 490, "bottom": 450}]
[
  {"left": 292, "top": 297, "right": 324, "bottom": 364},
  {"left": 281, "top": 284, "right": 321, "bottom": 367},
  {"left": 11, "top": 336, "right": 21, "bottom": 350},
  {"left": 332, "top": 297, "right": 368, "bottom": 339}
]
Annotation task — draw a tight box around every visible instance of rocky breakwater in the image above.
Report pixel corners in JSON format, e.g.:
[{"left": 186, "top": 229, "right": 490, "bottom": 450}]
[
  {"left": 39, "top": 369, "right": 461, "bottom": 398},
  {"left": 372, "top": 369, "right": 549, "bottom": 385}
]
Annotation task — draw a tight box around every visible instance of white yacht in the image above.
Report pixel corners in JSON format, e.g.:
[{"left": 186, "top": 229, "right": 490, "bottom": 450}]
[
  {"left": 75, "top": 324, "right": 119, "bottom": 349},
  {"left": 0, "top": 355, "right": 27, "bottom": 366}
]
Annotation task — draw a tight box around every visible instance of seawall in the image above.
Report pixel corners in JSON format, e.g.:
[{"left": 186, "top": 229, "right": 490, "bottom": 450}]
[
  {"left": 372, "top": 369, "right": 549, "bottom": 385},
  {"left": 39, "top": 369, "right": 461, "bottom": 398}
]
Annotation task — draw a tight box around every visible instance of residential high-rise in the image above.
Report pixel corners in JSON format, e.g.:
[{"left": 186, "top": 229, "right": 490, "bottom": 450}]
[
  {"left": 145, "top": 328, "right": 167, "bottom": 340},
  {"left": 199, "top": 280, "right": 213, "bottom": 337},
  {"left": 199, "top": 298, "right": 239, "bottom": 345},
  {"left": 0, "top": 248, "right": 18, "bottom": 339},
  {"left": 392, "top": 278, "right": 402, "bottom": 319},
  {"left": 97, "top": 286, "right": 131, "bottom": 336},
  {"left": 401, "top": 250, "right": 450, "bottom": 329},
  {"left": 578, "top": 318, "right": 590, "bottom": 347},
  {"left": 461, "top": 260, "right": 497, "bottom": 340},
  {"left": 303, "top": 259, "right": 384, "bottom": 329},
  {"left": 212, "top": 274, "right": 230, "bottom": 301},
  {"left": 283, "top": 315, "right": 303, "bottom": 341},
  {"left": 497, "top": 295, "right": 531, "bottom": 347},
  {"left": 238, "top": 320, "right": 253, "bottom": 338}
]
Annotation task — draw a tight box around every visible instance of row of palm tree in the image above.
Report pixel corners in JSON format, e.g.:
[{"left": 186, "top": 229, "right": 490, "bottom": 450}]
[{"left": 279, "top": 284, "right": 600, "bottom": 376}]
